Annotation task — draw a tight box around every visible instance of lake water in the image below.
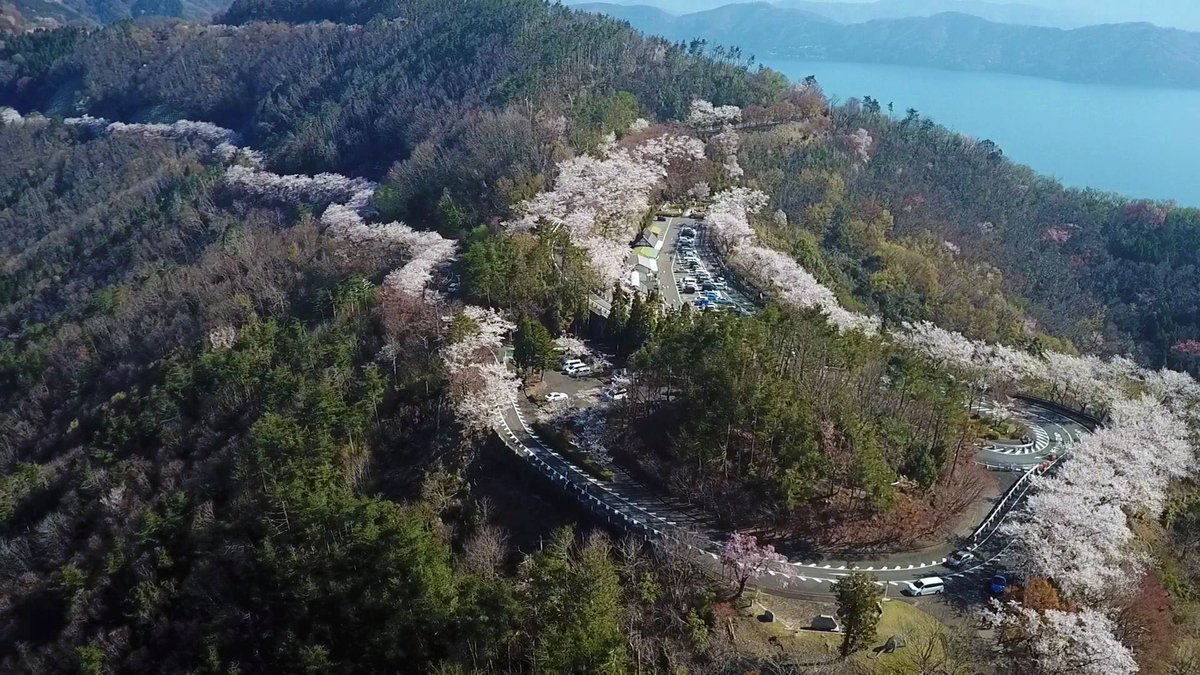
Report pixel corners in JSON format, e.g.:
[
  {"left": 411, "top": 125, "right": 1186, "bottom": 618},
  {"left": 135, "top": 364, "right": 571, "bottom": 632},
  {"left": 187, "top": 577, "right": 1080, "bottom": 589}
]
[{"left": 759, "top": 58, "right": 1200, "bottom": 206}]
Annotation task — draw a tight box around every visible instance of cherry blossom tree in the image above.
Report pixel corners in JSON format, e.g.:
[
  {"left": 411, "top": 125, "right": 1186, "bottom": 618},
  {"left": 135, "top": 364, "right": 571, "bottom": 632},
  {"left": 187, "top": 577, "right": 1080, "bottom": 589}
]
[
  {"left": 709, "top": 126, "right": 743, "bottom": 179},
  {"left": 842, "top": 127, "right": 874, "bottom": 164},
  {"left": 1001, "top": 479, "right": 1134, "bottom": 601},
  {"left": 687, "top": 99, "right": 742, "bottom": 130},
  {"left": 1124, "top": 200, "right": 1169, "bottom": 229},
  {"left": 207, "top": 325, "right": 238, "bottom": 351},
  {"left": 1173, "top": 340, "right": 1200, "bottom": 357},
  {"left": 442, "top": 306, "right": 520, "bottom": 434},
  {"left": 1, "top": 107, "right": 23, "bottom": 125},
  {"left": 983, "top": 601, "right": 1137, "bottom": 675},
  {"left": 720, "top": 531, "right": 785, "bottom": 598}
]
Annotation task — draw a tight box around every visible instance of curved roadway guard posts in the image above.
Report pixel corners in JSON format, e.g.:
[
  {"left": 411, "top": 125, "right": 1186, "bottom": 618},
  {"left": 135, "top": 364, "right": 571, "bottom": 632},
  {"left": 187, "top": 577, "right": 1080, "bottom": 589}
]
[{"left": 490, "top": 215, "right": 1098, "bottom": 599}]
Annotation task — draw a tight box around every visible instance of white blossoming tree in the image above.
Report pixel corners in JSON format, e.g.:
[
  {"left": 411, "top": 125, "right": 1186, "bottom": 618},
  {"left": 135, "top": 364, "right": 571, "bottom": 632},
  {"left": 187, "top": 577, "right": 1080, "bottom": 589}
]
[
  {"left": 688, "top": 99, "right": 742, "bottom": 130},
  {"left": 984, "top": 602, "right": 1137, "bottom": 675}
]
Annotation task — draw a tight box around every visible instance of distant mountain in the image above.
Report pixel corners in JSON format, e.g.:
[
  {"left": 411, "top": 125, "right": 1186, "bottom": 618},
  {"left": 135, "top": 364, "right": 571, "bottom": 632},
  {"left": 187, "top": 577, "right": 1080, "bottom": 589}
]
[
  {"left": 565, "top": 0, "right": 1091, "bottom": 28},
  {"left": 5, "top": 0, "right": 228, "bottom": 26},
  {"left": 577, "top": 3, "right": 1200, "bottom": 89},
  {"left": 779, "top": 0, "right": 1086, "bottom": 28}
]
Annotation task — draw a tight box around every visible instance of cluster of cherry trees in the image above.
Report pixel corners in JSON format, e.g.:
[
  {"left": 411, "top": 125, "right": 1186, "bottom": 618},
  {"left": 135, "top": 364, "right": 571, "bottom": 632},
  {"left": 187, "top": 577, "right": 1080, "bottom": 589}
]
[
  {"left": 505, "top": 128, "right": 705, "bottom": 283},
  {"left": 983, "top": 602, "right": 1139, "bottom": 675},
  {"left": 892, "top": 318, "right": 1198, "bottom": 662},
  {"left": 23, "top": 111, "right": 265, "bottom": 165},
  {"left": 706, "top": 187, "right": 880, "bottom": 334},
  {"left": 319, "top": 203, "right": 458, "bottom": 296},
  {"left": 1004, "top": 395, "right": 1193, "bottom": 594},
  {"left": 224, "top": 165, "right": 377, "bottom": 212},
  {"left": 1, "top": 106, "right": 33, "bottom": 126}
]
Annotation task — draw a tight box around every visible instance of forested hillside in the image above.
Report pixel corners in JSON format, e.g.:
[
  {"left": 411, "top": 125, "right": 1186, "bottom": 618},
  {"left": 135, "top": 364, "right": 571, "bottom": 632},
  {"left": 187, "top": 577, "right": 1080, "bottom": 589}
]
[
  {"left": 1, "top": 0, "right": 228, "bottom": 27},
  {"left": 2, "top": 0, "right": 1200, "bottom": 673},
  {"left": 0, "top": 2, "right": 785, "bottom": 672}
]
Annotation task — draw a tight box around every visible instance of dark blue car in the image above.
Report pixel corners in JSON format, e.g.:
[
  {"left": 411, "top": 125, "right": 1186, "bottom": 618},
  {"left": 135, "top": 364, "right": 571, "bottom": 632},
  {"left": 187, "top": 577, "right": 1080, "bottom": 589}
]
[{"left": 990, "top": 574, "right": 1009, "bottom": 595}]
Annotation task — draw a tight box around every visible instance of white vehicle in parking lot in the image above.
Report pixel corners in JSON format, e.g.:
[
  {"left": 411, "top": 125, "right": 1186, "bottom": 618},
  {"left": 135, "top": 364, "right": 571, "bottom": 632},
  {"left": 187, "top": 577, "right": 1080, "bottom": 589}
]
[
  {"left": 565, "top": 364, "right": 592, "bottom": 377},
  {"left": 545, "top": 392, "right": 569, "bottom": 402},
  {"left": 904, "top": 577, "right": 946, "bottom": 596}
]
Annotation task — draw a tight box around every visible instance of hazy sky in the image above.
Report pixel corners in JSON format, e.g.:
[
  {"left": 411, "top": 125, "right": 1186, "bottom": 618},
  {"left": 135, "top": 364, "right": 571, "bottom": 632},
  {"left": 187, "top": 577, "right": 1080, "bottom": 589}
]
[{"left": 598, "top": 0, "right": 1200, "bottom": 31}]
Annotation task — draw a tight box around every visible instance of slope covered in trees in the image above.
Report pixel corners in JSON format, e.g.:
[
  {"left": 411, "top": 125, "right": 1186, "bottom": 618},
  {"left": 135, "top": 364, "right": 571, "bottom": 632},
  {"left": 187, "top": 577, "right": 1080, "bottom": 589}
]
[
  {"left": 2, "top": 0, "right": 781, "bottom": 225},
  {"left": 3, "top": 0, "right": 1200, "bottom": 673},
  {"left": 2, "top": 0, "right": 228, "bottom": 27},
  {"left": 0, "top": 2, "right": 790, "bottom": 671}
]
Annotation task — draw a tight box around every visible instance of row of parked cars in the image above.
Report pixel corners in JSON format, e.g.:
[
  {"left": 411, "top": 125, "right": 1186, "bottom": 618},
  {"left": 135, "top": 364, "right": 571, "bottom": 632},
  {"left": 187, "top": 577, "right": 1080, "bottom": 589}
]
[
  {"left": 560, "top": 356, "right": 593, "bottom": 378},
  {"left": 676, "top": 229, "right": 734, "bottom": 307}
]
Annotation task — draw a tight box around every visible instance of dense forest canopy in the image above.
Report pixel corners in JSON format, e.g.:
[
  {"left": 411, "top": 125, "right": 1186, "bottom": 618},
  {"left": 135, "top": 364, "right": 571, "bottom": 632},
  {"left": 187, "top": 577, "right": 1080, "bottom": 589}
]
[{"left": 1, "top": 0, "right": 1200, "bottom": 673}]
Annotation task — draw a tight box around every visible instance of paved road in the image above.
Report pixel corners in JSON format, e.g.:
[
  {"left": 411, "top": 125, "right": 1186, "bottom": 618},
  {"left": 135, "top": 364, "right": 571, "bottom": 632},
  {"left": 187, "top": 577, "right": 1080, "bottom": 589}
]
[{"left": 495, "top": 214, "right": 1097, "bottom": 600}]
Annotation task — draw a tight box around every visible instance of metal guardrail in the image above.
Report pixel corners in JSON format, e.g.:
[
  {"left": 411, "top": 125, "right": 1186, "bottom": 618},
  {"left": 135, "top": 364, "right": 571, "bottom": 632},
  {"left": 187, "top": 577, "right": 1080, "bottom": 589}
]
[{"left": 969, "top": 451, "right": 1070, "bottom": 545}]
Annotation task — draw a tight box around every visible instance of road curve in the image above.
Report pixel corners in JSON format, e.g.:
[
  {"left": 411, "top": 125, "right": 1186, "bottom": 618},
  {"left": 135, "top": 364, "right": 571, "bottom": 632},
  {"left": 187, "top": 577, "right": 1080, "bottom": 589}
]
[{"left": 491, "top": 215, "right": 1097, "bottom": 598}]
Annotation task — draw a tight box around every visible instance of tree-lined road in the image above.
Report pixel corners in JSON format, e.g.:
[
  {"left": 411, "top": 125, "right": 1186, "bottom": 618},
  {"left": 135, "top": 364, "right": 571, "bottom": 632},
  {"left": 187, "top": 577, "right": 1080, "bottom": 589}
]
[{"left": 494, "top": 214, "right": 1096, "bottom": 599}]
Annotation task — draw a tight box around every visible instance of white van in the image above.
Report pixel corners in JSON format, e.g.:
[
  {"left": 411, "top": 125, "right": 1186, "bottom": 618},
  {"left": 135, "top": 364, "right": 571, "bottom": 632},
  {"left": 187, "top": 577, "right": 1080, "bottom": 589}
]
[{"left": 904, "top": 577, "right": 946, "bottom": 597}]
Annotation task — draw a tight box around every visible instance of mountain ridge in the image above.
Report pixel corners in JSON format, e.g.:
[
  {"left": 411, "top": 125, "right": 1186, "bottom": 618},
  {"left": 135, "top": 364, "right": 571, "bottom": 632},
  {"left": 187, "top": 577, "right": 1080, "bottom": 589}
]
[{"left": 576, "top": 2, "right": 1200, "bottom": 89}]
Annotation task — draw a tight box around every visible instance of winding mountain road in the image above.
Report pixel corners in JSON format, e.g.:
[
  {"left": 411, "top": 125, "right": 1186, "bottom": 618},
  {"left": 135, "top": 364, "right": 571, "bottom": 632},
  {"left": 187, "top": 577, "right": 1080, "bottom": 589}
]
[{"left": 491, "top": 215, "right": 1096, "bottom": 599}]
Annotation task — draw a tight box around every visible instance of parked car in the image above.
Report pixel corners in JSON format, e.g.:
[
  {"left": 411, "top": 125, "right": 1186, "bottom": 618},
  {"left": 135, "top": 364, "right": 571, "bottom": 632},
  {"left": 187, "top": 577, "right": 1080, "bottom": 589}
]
[
  {"left": 654, "top": 215, "right": 667, "bottom": 222},
  {"left": 605, "top": 388, "right": 628, "bottom": 401},
  {"left": 682, "top": 283, "right": 698, "bottom": 294},
  {"left": 701, "top": 281, "right": 716, "bottom": 292},
  {"left": 680, "top": 227, "right": 696, "bottom": 238},
  {"left": 945, "top": 549, "right": 976, "bottom": 569},
  {"left": 545, "top": 392, "right": 569, "bottom": 402},
  {"left": 989, "top": 574, "right": 1009, "bottom": 595},
  {"left": 565, "top": 364, "right": 592, "bottom": 377},
  {"left": 713, "top": 279, "right": 728, "bottom": 289},
  {"left": 561, "top": 358, "right": 585, "bottom": 370},
  {"left": 903, "top": 577, "right": 946, "bottom": 597}
]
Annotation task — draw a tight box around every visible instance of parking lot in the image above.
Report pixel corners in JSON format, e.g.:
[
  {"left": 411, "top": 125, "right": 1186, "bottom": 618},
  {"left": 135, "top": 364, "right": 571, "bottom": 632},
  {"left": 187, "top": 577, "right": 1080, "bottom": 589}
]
[{"left": 662, "top": 217, "right": 758, "bottom": 316}]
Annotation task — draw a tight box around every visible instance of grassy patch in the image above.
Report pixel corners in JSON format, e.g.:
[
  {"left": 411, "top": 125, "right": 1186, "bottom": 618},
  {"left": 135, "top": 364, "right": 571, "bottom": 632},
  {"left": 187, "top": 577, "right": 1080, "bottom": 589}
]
[{"left": 737, "top": 594, "right": 959, "bottom": 673}]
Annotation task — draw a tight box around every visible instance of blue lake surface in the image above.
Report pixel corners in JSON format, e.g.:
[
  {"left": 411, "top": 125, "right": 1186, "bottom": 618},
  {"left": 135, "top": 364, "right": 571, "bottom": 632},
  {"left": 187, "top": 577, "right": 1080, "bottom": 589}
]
[{"left": 759, "top": 58, "right": 1200, "bottom": 206}]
